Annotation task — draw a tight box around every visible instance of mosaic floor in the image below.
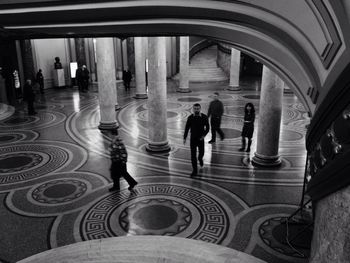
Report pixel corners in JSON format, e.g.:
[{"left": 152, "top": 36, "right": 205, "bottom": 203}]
[{"left": 0, "top": 80, "right": 310, "bottom": 263}]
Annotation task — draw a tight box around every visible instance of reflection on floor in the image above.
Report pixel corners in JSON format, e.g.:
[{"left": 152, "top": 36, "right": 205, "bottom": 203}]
[{"left": 0, "top": 79, "right": 310, "bottom": 263}]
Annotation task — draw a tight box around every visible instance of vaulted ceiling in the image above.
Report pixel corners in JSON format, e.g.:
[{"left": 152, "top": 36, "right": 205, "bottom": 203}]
[{"left": 1, "top": 0, "right": 350, "bottom": 114}]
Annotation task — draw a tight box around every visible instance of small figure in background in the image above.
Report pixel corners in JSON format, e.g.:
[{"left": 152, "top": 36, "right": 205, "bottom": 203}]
[
  {"left": 75, "top": 65, "right": 83, "bottom": 91},
  {"left": 239, "top": 103, "right": 255, "bottom": 152},
  {"left": 23, "top": 79, "right": 37, "bottom": 115},
  {"left": 36, "top": 69, "right": 44, "bottom": 94},
  {"left": 109, "top": 130, "right": 138, "bottom": 192},
  {"left": 122, "top": 68, "right": 132, "bottom": 91},
  {"left": 81, "top": 65, "right": 90, "bottom": 92},
  {"left": 207, "top": 92, "right": 225, "bottom": 143},
  {"left": 54, "top": 57, "right": 62, "bottom": 69}
]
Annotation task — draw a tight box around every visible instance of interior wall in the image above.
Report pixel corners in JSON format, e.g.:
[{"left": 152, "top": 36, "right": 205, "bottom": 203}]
[
  {"left": 32, "top": 38, "right": 70, "bottom": 88},
  {"left": 310, "top": 185, "right": 350, "bottom": 263}
]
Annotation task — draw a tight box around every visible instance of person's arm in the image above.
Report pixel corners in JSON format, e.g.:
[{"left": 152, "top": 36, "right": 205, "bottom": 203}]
[
  {"left": 202, "top": 114, "right": 210, "bottom": 138},
  {"left": 207, "top": 102, "right": 212, "bottom": 118},
  {"left": 183, "top": 116, "right": 191, "bottom": 143},
  {"left": 121, "top": 144, "right": 128, "bottom": 163},
  {"left": 219, "top": 101, "right": 224, "bottom": 116}
]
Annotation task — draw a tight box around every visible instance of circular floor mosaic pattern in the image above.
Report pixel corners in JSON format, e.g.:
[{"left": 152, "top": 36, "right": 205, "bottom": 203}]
[
  {"left": 0, "top": 134, "right": 24, "bottom": 144},
  {"left": 259, "top": 216, "right": 310, "bottom": 258},
  {"left": 32, "top": 179, "right": 88, "bottom": 204},
  {"left": 177, "top": 97, "right": 202, "bottom": 102},
  {"left": 0, "top": 153, "right": 42, "bottom": 173},
  {"left": 0, "top": 144, "right": 69, "bottom": 184},
  {"left": 80, "top": 184, "right": 229, "bottom": 244}
]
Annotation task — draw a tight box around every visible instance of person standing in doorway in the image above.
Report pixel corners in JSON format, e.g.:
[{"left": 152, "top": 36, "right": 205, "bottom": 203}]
[
  {"left": 109, "top": 130, "right": 138, "bottom": 192},
  {"left": 239, "top": 102, "right": 255, "bottom": 152},
  {"left": 23, "top": 79, "right": 37, "bottom": 115},
  {"left": 184, "top": 103, "right": 210, "bottom": 177},
  {"left": 207, "top": 92, "right": 225, "bottom": 143},
  {"left": 36, "top": 69, "right": 44, "bottom": 94}
]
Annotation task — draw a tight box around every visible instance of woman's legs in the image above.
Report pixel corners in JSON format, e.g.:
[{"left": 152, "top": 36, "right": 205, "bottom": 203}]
[{"left": 239, "top": 137, "right": 246, "bottom": 151}]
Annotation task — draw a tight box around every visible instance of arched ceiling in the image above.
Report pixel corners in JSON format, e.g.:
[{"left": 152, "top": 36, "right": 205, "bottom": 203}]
[{"left": 0, "top": 0, "right": 349, "bottom": 114}]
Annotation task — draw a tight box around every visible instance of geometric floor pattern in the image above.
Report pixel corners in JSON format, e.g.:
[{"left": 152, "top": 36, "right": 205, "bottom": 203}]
[{"left": 0, "top": 79, "right": 310, "bottom": 263}]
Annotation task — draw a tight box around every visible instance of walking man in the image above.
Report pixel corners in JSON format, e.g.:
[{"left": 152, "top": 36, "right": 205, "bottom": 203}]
[
  {"left": 184, "top": 103, "right": 210, "bottom": 177},
  {"left": 109, "top": 131, "right": 138, "bottom": 192},
  {"left": 207, "top": 92, "right": 225, "bottom": 143}
]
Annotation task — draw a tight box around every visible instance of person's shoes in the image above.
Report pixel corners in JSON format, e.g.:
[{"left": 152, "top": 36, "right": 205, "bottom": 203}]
[
  {"left": 238, "top": 147, "right": 245, "bottom": 152},
  {"left": 208, "top": 140, "right": 215, "bottom": 144},
  {"left": 199, "top": 159, "right": 204, "bottom": 167},
  {"left": 191, "top": 171, "right": 197, "bottom": 177},
  {"left": 221, "top": 134, "right": 225, "bottom": 141},
  {"left": 128, "top": 182, "right": 138, "bottom": 191},
  {"left": 109, "top": 186, "right": 120, "bottom": 192}
]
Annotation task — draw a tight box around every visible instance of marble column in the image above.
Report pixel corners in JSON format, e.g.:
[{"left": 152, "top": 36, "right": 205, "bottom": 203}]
[
  {"left": 20, "top": 40, "right": 35, "bottom": 81},
  {"left": 146, "top": 37, "right": 170, "bottom": 152},
  {"left": 96, "top": 38, "right": 118, "bottom": 131},
  {"left": 252, "top": 65, "right": 283, "bottom": 166},
  {"left": 177, "top": 36, "right": 191, "bottom": 93},
  {"left": 134, "top": 37, "right": 148, "bottom": 99},
  {"left": 75, "top": 38, "right": 87, "bottom": 66},
  {"left": 228, "top": 48, "right": 241, "bottom": 91}
]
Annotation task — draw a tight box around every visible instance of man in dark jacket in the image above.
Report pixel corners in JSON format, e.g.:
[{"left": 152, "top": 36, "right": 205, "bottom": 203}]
[
  {"left": 207, "top": 92, "right": 225, "bottom": 143},
  {"left": 109, "top": 131, "right": 138, "bottom": 192},
  {"left": 184, "top": 103, "right": 210, "bottom": 176},
  {"left": 23, "top": 79, "right": 37, "bottom": 115}
]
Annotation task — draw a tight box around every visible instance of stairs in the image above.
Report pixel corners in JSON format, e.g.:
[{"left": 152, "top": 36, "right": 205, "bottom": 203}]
[{"left": 189, "top": 45, "right": 228, "bottom": 82}]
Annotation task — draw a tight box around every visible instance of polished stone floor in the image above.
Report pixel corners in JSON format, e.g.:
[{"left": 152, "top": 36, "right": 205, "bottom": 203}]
[{"left": 0, "top": 79, "right": 310, "bottom": 263}]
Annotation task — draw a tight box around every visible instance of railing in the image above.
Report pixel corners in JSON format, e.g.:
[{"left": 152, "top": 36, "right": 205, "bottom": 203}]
[{"left": 306, "top": 63, "right": 350, "bottom": 202}]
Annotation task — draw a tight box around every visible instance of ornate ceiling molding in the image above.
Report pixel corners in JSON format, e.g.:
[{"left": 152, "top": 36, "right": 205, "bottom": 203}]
[{"left": 306, "top": 0, "right": 342, "bottom": 69}]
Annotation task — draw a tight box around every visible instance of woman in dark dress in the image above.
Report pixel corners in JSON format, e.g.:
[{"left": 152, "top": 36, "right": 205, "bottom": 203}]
[{"left": 239, "top": 103, "right": 255, "bottom": 152}]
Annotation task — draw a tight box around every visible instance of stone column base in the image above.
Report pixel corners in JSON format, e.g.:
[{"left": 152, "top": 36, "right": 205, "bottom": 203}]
[
  {"left": 252, "top": 152, "right": 282, "bottom": 167},
  {"left": 227, "top": 86, "right": 241, "bottom": 91},
  {"left": 146, "top": 141, "right": 171, "bottom": 153},
  {"left": 98, "top": 121, "right": 118, "bottom": 131},
  {"left": 134, "top": 93, "right": 148, "bottom": 99},
  {"left": 176, "top": 88, "right": 191, "bottom": 93}
]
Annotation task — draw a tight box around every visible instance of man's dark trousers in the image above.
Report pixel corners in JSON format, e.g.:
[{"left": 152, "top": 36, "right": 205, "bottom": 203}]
[
  {"left": 211, "top": 116, "right": 224, "bottom": 141},
  {"left": 190, "top": 138, "right": 204, "bottom": 173},
  {"left": 110, "top": 162, "right": 137, "bottom": 189}
]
